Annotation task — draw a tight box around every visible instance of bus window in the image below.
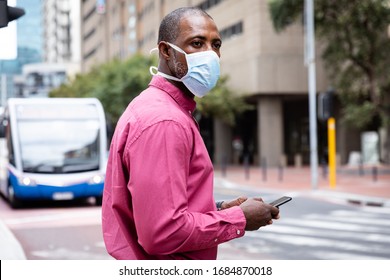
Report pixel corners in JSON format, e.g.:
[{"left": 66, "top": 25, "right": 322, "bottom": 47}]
[{"left": 0, "top": 98, "right": 107, "bottom": 207}]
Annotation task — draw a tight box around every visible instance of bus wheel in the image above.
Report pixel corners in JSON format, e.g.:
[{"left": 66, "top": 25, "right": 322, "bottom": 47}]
[
  {"left": 8, "top": 184, "right": 22, "bottom": 209},
  {"left": 95, "top": 196, "right": 102, "bottom": 206}
]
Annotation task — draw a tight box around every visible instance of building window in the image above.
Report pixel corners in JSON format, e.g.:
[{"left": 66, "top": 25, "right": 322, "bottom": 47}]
[
  {"left": 197, "top": 0, "right": 224, "bottom": 10},
  {"left": 83, "top": 28, "right": 96, "bottom": 41},
  {"left": 220, "top": 21, "right": 243, "bottom": 40},
  {"left": 138, "top": 31, "right": 155, "bottom": 48},
  {"left": 138, "top": 1, "right": 154, "bottom": 21},
  {"left": 84, "top": 47, "right": 97, "bottom": 60},
  {"left": 83, "top": 5, "right": 96, "bottom": 22}
]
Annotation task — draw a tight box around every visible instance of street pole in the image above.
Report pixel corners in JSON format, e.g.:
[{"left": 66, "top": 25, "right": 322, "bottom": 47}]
[
  {"left": 305, "top": 0, "right": 318, "bottom": 189},
  {"left": 328, "top": 117, "right": 336, "bottom": 188}
]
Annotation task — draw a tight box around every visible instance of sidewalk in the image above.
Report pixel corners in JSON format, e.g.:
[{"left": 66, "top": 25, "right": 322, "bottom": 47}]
[
  {"left": 214, "top": 165, "right": 390, "bottom": 207},
  {"left": 0, "top": 219, "right": 26, "bottom": 260}
]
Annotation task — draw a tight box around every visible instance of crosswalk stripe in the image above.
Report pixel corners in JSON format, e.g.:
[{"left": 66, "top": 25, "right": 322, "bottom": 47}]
[
  {"left": 307, "top": 250, "right": 388, "bottom": 260},
  {"left": 258, "top": 224, "right": 390, "bottom": 243},
  {"left": 304, "top": 213, "right": 390, "bottom": 227},
  {"left": 280, "top": 218, "right": 390, "bottom": 234},
  {"left": 214, "top": 182, "right": 390, "bottom": 259},
  {"left": 233, "top": 206, "right": 390, "bottom": 259},
  {"left": 248, "top": 232, "right": 390, "bottom": 256},
  {"left": 4, "top": 210, "right": 100, "bottom": 225}
]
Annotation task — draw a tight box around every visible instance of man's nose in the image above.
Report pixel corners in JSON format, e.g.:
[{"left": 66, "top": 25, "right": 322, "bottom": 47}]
[
  {"left": 205, "top": 43, "right": 214, "bottom": 51},
  {"left": 204, "top": 43, "right": 220, "bottom": 57}
]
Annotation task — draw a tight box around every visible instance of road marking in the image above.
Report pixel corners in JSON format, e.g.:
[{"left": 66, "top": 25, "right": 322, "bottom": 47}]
[
  {"left": 260, "top": 224, "right": 390, "bottom": 243},
  {"left": 309, "top": 251, "right": 387, "bottom": 260},
  {"left": 305, "top": 213, "right": 390, "bottom": 226},
  {"left": 4, "top": 209, "right": 101, "bottom": 226},
  {"left": 227, "top": 206, "right": 390, "bottom": 259},
  {"left": 281, "top": 218, "right": 390, "bottom": 233},
  {"left": 31, "top": 247, "right": 112, "bottom": 260},
  {"left": 253, "top": 232, "right": 390, "bottom": 256}
]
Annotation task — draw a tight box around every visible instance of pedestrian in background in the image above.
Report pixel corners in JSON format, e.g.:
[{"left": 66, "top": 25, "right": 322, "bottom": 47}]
[{"left": 102, "top": 6, "right": 280, "bottom": 260}]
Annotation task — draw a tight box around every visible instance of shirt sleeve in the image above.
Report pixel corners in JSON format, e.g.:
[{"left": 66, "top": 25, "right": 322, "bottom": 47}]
[{"left": 125, "top": 120, "right": 246, "bottom": 256}]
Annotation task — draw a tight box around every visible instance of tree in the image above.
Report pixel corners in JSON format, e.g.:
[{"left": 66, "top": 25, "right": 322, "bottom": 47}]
[
  {"left": 50, "top": 55, "right": 155, "bottom": 125},
  {"left": 268, "top": 0, "right": 390, "bottom": 163},
  {"left": 195, "top": 75, "right": 253, "bottom": 126},
  {"left": 51, "top": 55, "right": 252, "bottom": 128}
]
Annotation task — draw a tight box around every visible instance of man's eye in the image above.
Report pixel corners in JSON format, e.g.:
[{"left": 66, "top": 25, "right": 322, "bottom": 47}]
[
  {"left": 192, "top": 41, "right": 203, "bottom": 48},
  {"left": 213, "top": 42, "right": 222, "bottom": 49}
]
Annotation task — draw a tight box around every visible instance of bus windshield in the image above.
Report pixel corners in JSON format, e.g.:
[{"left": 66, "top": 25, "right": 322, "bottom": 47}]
[{"left": 18, "top": 119, "right": 100, "bottom": 174}]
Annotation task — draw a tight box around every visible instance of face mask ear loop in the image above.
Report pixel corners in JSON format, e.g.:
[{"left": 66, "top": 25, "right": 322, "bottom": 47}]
[
  {"left": 149, "top": 43, "right": 184, "bottom": 82},
  {"left": 149, "top": 66, "right": 159, "bottom": 76},
  {"left": 150, "top": 47, "right": 158, "bottom": 55},
  {"left": 149, "top": 47, "right": 160, "bottom": 76},
  {"left": 166, "top": 42, "right": 188, "bottom": 59},
  {"left": 150, "top": 65, "right": 182, "bottom": 82}
]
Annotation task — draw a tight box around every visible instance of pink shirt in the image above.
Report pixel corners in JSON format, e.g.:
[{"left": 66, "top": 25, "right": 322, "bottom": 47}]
[{"left": 102, "top": 75, "right": 246, "bottom": 260}]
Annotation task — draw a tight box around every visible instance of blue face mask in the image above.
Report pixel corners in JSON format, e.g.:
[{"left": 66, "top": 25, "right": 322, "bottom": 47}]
[{"left": 150, "top": 42, "right": 220, "bottom": 98}]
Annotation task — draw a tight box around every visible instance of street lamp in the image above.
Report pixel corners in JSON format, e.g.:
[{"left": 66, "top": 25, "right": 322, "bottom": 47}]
[{"left": 304, "top": 0, "right": 319, "bottom": 189}]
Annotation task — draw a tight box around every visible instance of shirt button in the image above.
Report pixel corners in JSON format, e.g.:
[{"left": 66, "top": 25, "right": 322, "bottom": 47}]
[
  {"left": 214, "top": 238, "right": 218, "bottom": 242},
  {"left": 237, "top": 230, "right": 241, "bottom": 235}
]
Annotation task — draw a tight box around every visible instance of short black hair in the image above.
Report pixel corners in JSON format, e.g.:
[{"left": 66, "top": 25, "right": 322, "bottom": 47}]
[{"left": 158, "top": 7, "right": 212, "bottom": 43}]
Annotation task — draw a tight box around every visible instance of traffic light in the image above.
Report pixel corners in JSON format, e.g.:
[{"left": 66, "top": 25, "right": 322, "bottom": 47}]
[
  {"left": 318, "top": 88, "right": 334, "bottom": 121},
  {"left": 0, "top": 0, "right": 25, "bottom": 28}
]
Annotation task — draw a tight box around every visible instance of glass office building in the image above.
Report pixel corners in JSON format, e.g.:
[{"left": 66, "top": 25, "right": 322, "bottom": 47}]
[
  {"left": 0, "top": 0, "right": 43, "bottom": 74},
  {"left": 0, "top": 0, "right": 43, "bottom": 106}
]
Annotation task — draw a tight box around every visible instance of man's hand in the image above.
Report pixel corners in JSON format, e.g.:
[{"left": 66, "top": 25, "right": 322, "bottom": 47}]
[
  {"left": 220, "top": 196, "right": 248, "bottom": 210},
  {"left": 239, "top": 198, "right": 280, "bottom": 231}
]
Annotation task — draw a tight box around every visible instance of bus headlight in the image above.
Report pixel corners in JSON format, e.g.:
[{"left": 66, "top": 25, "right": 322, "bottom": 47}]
[
  {"left": 89, "top": 174, "right": 104, "bottom": 185},
  {"left": 19, "top": 176, "right": 37, "bottom": 186}
]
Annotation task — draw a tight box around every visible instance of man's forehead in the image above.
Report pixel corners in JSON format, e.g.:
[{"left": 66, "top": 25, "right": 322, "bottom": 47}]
[{"left": 178, "top": 14, "right": 220, "bottom": 39}]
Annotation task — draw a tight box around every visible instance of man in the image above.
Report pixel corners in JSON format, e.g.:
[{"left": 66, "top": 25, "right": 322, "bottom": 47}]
[{"left": 102, "top": 7, "right": 279, "bottom": 260}]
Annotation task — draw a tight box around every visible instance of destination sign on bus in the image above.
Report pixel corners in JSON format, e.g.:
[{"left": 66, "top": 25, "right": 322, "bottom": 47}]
[{"left": 15, "top": 104, "right": 100, "bottom": 120}]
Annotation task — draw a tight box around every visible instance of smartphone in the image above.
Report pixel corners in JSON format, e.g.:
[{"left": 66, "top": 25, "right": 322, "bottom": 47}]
[{"left": 269, "top": 196, "right": 292, "bottom": 208}]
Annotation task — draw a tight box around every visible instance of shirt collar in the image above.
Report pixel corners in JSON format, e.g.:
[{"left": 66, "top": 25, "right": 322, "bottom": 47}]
[{"left": 149, "top": 75, "right": 197, "bottom": 114}]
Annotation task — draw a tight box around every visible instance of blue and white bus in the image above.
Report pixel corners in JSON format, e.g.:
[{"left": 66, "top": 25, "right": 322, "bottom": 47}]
[{"left": 0, "top": 98, "right": 107, "bottom": 207}]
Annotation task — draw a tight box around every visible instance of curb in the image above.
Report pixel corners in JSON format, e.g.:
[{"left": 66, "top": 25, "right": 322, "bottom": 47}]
[
  {"left": 215, "top": 177, "right": 390, "bottom": 209},
  {"left": 309, "top": 190, "right": 390, "bottom": 208},
  {"left": 0, "top": 219, "right": 26, "bottom": 260}
]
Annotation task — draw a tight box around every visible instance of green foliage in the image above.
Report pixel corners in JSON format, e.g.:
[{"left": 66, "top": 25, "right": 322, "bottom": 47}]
[
  {"left": 268, "top": 0, "right": 303, "bottom": 32},
  {"left": 50, "top": 55, "right": 251, "bottom": 127},
  {"left": 91, "top": 56, "right": 154, "bottom": 123},
  {"left": 195, "top": 76, "right": 253, "bottom": 126},
  {"left": 268, "top": 0, "right": 390, "bottom": 130},
  {"left": 49, "top": 70, "right": 96, "bottom": 98},
  {"left": 50, "top": 55, "right": 155, "bottom": 124},
  {"left": 342, "top": 101, "right": 376, "bottom": 129}
]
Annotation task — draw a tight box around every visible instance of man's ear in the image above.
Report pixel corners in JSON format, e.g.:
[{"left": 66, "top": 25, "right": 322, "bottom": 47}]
[{"left": 158, "top": 42, "right": 171, "bottom": 61}]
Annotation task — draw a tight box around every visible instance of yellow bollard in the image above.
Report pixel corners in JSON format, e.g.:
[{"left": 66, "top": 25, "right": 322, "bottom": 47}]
[{"left": 328, "top": 117, "right": 336, "bottom": 188}]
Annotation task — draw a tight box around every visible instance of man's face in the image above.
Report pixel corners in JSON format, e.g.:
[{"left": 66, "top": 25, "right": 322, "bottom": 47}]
[{"left": 169, "top": 14, "right": 222, "bottom": 79}]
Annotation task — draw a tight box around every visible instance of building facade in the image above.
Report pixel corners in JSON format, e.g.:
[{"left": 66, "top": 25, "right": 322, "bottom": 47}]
[
  {"left": 42, "top": 0, "right": 81, "bottom": 73},
  {"left": 80, "top": 0, "right": 363, "bottom": 166},
  {"left": 80, "top": 0, "right": 133, "bottom": 72}
]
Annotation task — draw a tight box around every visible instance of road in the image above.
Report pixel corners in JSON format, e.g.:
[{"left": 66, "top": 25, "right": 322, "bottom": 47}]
[
  {"left": 1, "top": 181, "right": 390, "bottom": 260},
  {"left": 214, "top": 181, "right": 390, "bottom": 260},
  {"left": 0, "top": 198, "right": 112, "bottom": 260}
]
